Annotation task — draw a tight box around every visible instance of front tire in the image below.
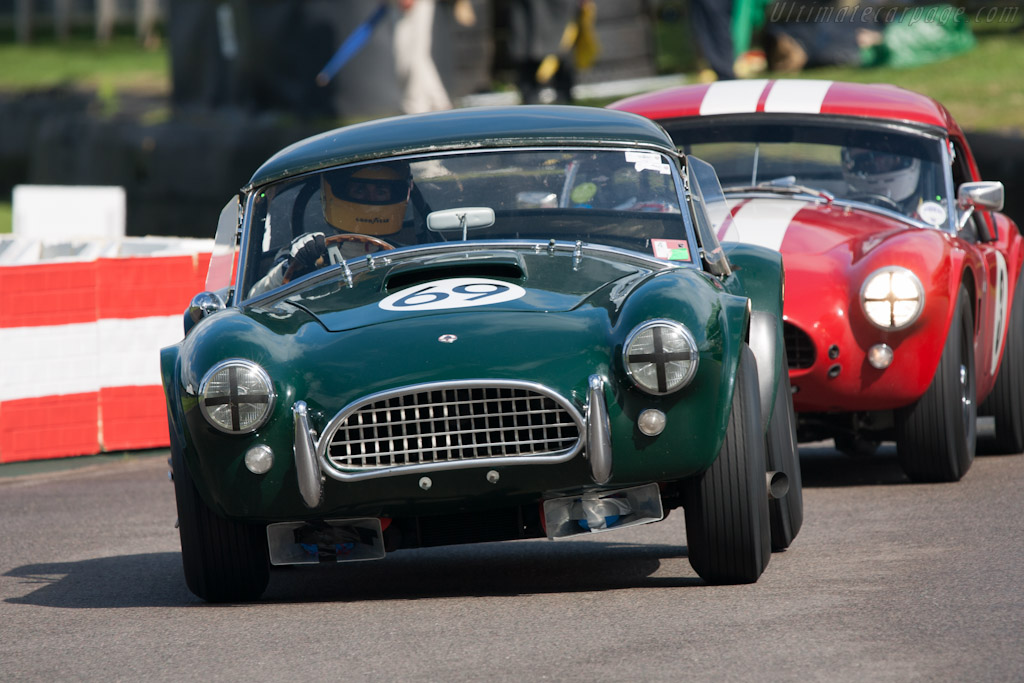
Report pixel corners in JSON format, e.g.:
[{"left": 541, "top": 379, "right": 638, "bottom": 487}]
[
  {"left": 684, "top": 345, "right": 771, "bottom": 584},
  {"left": 766, "top": 364, "right": 803, "bottom": 551},
  {"left": 171, "top": 431, "right": 270, "bottom": 602},
  {"left": 980, "top": 273, "right": 1024, "bottom": 454},
  {"left": 896, "top": 286, "right": 976, "bottom": 482}
]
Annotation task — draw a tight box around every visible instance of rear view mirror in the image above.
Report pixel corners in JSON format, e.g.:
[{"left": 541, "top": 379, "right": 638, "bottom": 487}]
[{"left": 426, "top": 207, "right": 496, "bottom": 240}]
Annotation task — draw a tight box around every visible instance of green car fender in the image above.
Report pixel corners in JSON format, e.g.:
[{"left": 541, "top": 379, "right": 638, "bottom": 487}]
[
  {"left": 722, "top": 242, "right": 786, "bottom": 428},
  {"left": 161, "top": 345, "right": 185, "bottom": 453},
  {"left": 602, "top": 268, "right": 753, "bottom": 481}
]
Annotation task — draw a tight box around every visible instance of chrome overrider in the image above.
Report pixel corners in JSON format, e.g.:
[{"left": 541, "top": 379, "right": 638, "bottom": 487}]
[{"left": 291, "top": 377, "right": 614, "bottom": 508}]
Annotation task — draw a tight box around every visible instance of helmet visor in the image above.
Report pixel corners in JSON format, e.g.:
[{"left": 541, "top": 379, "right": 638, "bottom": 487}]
[
  {"left": 842, "top": 149, "right": 916, "bottom": 177},
  {"left": 324, "top": 175, "right": 410, "bottom": 205}
]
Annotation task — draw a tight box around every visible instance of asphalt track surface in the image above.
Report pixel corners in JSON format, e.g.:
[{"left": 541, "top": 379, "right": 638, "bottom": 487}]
[{"left": 1, "top": 436, "right": 1022, "bottom": 682}]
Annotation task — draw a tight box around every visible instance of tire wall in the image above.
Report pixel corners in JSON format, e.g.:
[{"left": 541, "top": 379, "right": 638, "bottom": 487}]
[{"left": 2, "top": 10, "right": 1023, "bottom": 241}]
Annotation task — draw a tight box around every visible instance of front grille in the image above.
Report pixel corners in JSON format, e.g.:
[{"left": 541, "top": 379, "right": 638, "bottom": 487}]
[
  {"left": 783, "top": 322, "right": 816, "bottom": 369},
  {"left": 323, "top": 381, "right": 583, "bottom": 473}
]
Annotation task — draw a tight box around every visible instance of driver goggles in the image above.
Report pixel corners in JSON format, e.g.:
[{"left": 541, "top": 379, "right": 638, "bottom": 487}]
[
  {"left": 842, "top": 150, "right": 916, "bottom": 176},
  {"left": 326, "top": 175, "right": 410, "bottom": 205}
]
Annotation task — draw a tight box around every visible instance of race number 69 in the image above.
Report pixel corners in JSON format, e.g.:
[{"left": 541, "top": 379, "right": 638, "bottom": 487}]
[{"left": 379, "top": 277, "right": 526, "bottom": 311}]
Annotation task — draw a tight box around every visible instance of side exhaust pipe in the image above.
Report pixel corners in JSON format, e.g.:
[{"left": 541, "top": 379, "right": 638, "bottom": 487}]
[{"left": 767, "top": 470, "right": 789, "bottom": 500}]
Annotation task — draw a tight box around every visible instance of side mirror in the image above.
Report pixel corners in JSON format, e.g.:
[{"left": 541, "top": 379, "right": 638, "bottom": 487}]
[
  {"left": 957, "top": 181, "right": 1004, "bottom": 211},
  {"left": 184, "top": 290, "right": 226, "bottom": 336}
]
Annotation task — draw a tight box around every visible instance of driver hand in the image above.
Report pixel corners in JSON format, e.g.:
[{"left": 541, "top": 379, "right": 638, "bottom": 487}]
[{"left": 289, "top": 232, "right": 328, "bottom": 278}]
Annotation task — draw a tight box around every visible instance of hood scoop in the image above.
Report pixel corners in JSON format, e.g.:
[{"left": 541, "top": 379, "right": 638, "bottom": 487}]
[{"left": 383, "top": 251, "right": 526, "bottom": 292}]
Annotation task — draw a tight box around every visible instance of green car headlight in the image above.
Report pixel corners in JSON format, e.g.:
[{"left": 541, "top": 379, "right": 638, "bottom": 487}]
[
  {"left": 623, "top": 320, "right": 699, "bottom": 395},
  {"left": 199, "top": 359, "right": 275, "bottom": 434},
  {"left": 861, "top": 267, "right": 925, "bottom": 330}
]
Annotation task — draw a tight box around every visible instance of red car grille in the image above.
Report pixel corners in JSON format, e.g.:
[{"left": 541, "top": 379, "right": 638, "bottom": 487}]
[
  {"left": 783, "top": 322, "right": 816, "bottom": 370},
  {"left": 325, "top": 383, "right": 582, "bottom": 471}
]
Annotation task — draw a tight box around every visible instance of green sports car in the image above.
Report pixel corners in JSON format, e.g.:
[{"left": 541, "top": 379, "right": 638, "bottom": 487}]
[{"left": 162, "top": 105, "right": 802, "bottom": 601}]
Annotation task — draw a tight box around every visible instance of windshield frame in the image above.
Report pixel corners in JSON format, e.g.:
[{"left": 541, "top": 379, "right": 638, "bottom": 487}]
[{"left": 233, "top": 145, "right": 704, "bottom": 303}]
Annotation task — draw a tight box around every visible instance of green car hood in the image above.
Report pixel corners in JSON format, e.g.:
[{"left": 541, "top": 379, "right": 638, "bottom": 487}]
[{"left": 266, "top": 249, "right": 662, "bottom": 333}]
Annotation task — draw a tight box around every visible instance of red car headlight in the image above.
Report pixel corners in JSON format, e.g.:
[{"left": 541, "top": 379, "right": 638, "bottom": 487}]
[{"left": 860, "top": 267, "right": 925, "bottom": 330}]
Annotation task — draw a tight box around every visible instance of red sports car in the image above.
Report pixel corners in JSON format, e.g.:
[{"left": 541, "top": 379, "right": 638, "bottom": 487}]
[{"left": 611, "top": 80, "right": 1024, "bottom": 482}]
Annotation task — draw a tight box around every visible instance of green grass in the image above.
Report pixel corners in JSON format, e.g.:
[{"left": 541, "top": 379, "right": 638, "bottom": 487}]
[
  {"left": 796, "top": 30, "right": 1024, "bottom": 133},
  {"left": 646, "top": 6, "right": 1023, "bottom": 133},
  {"left": 0, "top": 33, "right": 168, "bottom": 93},
  {"left": 0, "top": 201, "right": 10, "bottom": 234}
]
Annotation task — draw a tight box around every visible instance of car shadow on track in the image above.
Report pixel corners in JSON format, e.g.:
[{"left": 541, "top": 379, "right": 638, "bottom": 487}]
[
  {"left": 797, "top": 442, "right": 909, "bottom": 488},
  {"left": 4, "top": 541, "right": 702, "bottom": 608},
  {"left": 798, "top": 418, "right": 1006, "bottom": 488}
]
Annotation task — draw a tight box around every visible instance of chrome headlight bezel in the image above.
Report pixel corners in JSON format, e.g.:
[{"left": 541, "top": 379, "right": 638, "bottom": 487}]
[
  {"left": 623, "top": 319, "right": 700, "bottom": 395},
  {"left": 860, "top": 266, "right": 925, "bottom": 331},
  {"left": 198, "top": 359, "right": 276, "bottom": 434}
]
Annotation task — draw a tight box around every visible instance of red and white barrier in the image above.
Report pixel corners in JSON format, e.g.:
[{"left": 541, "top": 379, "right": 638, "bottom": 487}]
[{"left": 0, "top": 237, "right": 213, "bottom": 463}]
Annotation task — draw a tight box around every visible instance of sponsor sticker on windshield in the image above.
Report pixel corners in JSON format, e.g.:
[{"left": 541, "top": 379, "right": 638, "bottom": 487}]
[
  {"left": 625, "top": 151, "right": 671, "bottom": 175},
  {"left": 651, "top": 239, "right": 691, "bottom": 262},
  {"left": 917, "top": 201, "right": 947, "bottom": 227}
]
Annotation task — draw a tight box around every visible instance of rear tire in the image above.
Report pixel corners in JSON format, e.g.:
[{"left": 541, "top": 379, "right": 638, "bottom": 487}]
[
  {"left": 684, "top": 345, "right": 771, "bottom": 584},
  {"left": 171, "top": 430, "right": 270, "bottom": 602},
  {"left": 896, "top": 286, "right": 976, "bottom": 482},
  {"left": 766, "top": 364, "right": 803, "bottom": 552},
  {"left": 980, "top": 273, "right": 1024, "bottom": 454}
]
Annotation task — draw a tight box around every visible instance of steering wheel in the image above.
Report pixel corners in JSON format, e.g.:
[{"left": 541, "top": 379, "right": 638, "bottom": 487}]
[
  {"left": 848, "top": 193, "right": 902, "bottom": 212},
  {"left": 282, "top": 233, "right": 396, "bottom": 283},
  {"left": 324, "top": 233, "right": 396, "bottom": 251}
]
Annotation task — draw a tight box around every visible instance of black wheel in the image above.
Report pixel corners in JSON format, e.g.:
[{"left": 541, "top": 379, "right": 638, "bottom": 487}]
[
  {"left": 765, "top": 364, "right": 803, "bottom": 552},
  {"left": 896, "top": 286, "right": 976, "bottom": 482},
  {"left": 684, "top": 345, "right": 771, "bottom": 584},
  {"left": 171, "top": 430, "right": 270, "bottom": 602},
  {"left": 980, "top": 273, "right": 1024, "bottom": 454}
]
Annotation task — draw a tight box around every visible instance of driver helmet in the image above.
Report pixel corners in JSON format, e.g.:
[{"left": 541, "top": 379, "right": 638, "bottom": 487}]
[
  {"left": 841, "top": 147, "right": 921, "bottom": 203},
  {"left": 321, "top": 163, "right": 412, "bottom": 236}
]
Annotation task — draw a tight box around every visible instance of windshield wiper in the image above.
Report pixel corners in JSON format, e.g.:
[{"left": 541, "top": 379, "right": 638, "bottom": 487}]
[{"left": 723, "top": 177, "right": 834, "bottom": 204}]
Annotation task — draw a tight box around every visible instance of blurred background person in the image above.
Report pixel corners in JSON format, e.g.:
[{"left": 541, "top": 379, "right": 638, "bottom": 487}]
[
  {"left": 690, "top": 0, "right": 735, "bottom": 81},
  {"left": 504, "top": 0, "right": 580, "bottom": 103},
  {"left": 394, "top": 0, "right": 454, "bottom": 113}
]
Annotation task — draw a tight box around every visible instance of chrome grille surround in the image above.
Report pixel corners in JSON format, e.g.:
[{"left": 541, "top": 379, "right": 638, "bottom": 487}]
[{"left": 317, "top": 380, "right": 585, "bottom": 481}]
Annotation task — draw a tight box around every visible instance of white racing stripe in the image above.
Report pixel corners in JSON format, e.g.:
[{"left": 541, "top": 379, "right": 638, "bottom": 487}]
[
  {"left": 698, "top": 79, "right": 833, "bottom": 116},
  {"left": 730, "top": 199, "right": 806, "bottom": 252},
  {"left": 0, "top": 316, "right": 181, "bottom": 401},
  {"left": 763, "top": 79, "right": 833, "bottom": 113},
  {"left": 700, "top": 79, "right": 769, "bottom": 115}
]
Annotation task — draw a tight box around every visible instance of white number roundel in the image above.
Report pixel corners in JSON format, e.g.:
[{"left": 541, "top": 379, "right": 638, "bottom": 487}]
[{"left": 379, "top": 277, "right": 526, "bottom": 311}]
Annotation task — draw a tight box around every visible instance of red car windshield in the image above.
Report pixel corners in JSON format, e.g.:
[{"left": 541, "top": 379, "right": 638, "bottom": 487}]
[{"left": 665, "top": 119, "right": 950, "bottom": 226}]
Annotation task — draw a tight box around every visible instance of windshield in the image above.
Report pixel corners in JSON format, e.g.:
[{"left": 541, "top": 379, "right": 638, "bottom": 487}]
[
  {"left": 666, "top": 120, "right": 950, "bottom": 227},
  {"left": 239, "top": 148, "right": 692, "bottom": 299}
]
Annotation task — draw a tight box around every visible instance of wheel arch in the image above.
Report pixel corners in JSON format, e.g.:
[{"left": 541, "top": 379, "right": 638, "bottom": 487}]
[{"left": 722, "top": 242, "right": 786, "bottom": 431}]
